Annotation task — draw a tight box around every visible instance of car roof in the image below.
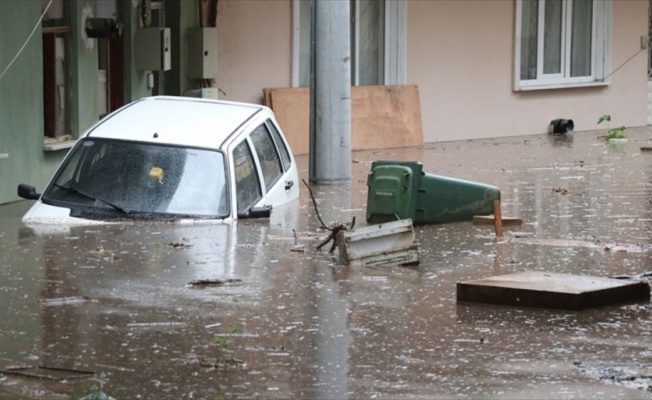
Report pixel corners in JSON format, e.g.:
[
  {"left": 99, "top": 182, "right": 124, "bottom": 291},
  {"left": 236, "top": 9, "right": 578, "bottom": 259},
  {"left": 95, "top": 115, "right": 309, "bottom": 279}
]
[{"left": 85, "top": 96, "right": 267, "bottom": 149}]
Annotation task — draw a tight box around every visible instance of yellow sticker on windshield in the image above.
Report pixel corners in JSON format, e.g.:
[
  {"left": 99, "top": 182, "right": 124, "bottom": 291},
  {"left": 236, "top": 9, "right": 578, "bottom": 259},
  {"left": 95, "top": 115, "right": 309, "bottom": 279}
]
[{"left": 149, "top": 167, "right": 164, "bottom": 183}]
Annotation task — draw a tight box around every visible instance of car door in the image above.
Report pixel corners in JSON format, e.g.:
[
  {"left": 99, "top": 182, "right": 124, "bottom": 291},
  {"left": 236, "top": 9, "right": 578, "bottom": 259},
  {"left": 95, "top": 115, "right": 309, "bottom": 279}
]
[
  {"left": 248, "top": 120, "right": 299, "bottom": 207},
  {"left": 231, "top": 138, "right": 264, "bottom": 217}
]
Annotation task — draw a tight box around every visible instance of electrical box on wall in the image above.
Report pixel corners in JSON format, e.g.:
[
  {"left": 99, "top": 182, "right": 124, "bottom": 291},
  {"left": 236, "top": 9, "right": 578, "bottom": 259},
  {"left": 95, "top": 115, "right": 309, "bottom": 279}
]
[
  {"left": 135, "top": 27, "right": 171, "bottom": 71},
  {"left": 186, "top": 27, "right": 218, "bottom": 79}
]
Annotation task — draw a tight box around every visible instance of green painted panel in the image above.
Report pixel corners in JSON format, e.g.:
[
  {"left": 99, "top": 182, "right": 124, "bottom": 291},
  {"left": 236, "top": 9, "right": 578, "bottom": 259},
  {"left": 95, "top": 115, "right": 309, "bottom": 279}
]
[{"left": 0, "top": 1, "right": 65, "bottom": 204}]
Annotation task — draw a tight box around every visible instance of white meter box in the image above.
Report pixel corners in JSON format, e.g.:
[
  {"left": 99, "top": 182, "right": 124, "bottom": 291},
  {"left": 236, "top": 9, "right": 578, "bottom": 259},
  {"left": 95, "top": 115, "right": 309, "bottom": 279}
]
[
  {"left": 186, "top": 27, "right": 218, "bottom": 79},
  {"left": 135, "top": 27, "right": 171, "bottom": 71}
]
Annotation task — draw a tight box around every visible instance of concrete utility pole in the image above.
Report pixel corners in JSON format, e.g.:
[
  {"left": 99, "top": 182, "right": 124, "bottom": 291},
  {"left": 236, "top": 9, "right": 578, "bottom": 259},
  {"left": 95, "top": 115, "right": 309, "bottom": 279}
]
[{"left": 309, "top": 0, "right": 352, "bottom": 184}]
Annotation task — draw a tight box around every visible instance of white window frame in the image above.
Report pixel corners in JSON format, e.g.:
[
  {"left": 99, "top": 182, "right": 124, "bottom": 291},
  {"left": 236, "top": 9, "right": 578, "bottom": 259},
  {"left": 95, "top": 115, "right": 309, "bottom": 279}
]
[
  {"left": 514, "top": 0, "right": 612, "bottom": 91},
  {"left": 292, "top": 0, "right": 406, "bottom": 87}
]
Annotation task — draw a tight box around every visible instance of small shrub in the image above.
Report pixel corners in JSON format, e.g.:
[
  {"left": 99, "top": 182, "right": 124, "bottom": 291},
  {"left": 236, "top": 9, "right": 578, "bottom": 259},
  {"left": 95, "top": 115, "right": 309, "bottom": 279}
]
[{"left": 597, "top": 114, "right": 627, "bottom": 141}]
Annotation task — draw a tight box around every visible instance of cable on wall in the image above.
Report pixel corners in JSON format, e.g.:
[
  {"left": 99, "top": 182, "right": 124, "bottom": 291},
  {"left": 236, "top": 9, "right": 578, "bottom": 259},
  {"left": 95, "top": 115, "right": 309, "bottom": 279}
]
[
  {"left": 600, "top": 46, "right": 647, "bottom": 81},
  {"left": 0, "top": 0, "right": 53, "bottom": 83}
]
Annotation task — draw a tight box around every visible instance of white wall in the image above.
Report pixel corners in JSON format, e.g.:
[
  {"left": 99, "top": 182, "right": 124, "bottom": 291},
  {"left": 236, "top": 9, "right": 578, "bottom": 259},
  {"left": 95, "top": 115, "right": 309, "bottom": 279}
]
[{"left": 407, "top": 0, "right": 648, "bottom": 143}]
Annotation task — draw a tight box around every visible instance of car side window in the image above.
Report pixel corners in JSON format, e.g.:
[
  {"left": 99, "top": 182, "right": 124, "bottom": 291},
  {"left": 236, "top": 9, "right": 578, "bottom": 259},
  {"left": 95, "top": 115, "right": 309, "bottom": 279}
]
[
  {"left": 266, "top": 120, "right": 292, "bottom": 171},
  {"left": 250, "top": 124, "right": 283, "bottom": 192},
  {"left": 233, "top": 140, "right": 262, "bottom": 214}
]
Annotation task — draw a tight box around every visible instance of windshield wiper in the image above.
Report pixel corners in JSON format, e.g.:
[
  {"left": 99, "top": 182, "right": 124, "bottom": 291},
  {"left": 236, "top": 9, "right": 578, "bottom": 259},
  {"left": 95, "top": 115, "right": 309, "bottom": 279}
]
[{"left": 54, "top": 183, "right": 130, "bottom": 214}]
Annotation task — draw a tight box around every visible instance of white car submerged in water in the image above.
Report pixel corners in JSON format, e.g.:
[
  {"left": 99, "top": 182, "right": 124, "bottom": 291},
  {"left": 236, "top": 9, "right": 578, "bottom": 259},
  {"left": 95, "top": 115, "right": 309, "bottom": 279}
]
[{"left": 18, "top": 96, "right": 300, "bottom": 224}]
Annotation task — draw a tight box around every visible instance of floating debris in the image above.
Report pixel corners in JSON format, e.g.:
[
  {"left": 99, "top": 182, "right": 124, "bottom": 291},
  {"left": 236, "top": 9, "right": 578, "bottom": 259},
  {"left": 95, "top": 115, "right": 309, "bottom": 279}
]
[
  {"left": 337, "top": 219, "right": 419, "bottom": 267},
  {"left": 187, "top": 278, "right": 243, "bottom": 287},
  {"left": 457, "top": 271, "right": 650, "bottom": 310},
  {"left": 167, "top": 241, "right": 193, "bottom": 249},
  {"left": 38, "top": 296, "right": 92, "bottom": 305},
  {"left": 290, "top": 229, "right": 305, "bottom": 252},
  {"left": 575, "top": 362, "right": 652, "bottom": 392},
  {"left": 0, "top": 365, "right": 95, "bottom": 380},
  {"left": 127, "top": 322, "right": 187, "bottom": 328},
  {"left": 290, "top": 245, "right": 305, "bottom": 253},
  {"left": 612, "top": 271, "right": 652, "bottom": 281},
  {"left": 199, "top": 357, "right": 244, "bottom": 368}
]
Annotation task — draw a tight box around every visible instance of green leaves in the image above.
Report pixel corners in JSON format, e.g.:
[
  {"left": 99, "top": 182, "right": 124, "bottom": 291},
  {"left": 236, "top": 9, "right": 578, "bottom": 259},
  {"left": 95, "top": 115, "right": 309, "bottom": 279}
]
[
  {"left": 597, "top": 114, "right": 611, "bottom": 125},
  {"left": 598, "top": 114, "right": 627, "bottom": 141},
  {"left": 214, "top": 326, "right": 240, "bottom": 349}
]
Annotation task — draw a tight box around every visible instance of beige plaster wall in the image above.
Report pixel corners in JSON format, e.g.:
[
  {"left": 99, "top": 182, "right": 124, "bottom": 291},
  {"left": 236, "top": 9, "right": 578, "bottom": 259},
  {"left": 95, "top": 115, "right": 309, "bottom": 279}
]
[
  {"left": 407, "top": 0, "right": 648, "bottom": 143},
  {"left": 215, "top": 0, "right": 648, "bottom": 143},
  {"left": 216, "top": 0, "right": 293, "bottom": 104}
]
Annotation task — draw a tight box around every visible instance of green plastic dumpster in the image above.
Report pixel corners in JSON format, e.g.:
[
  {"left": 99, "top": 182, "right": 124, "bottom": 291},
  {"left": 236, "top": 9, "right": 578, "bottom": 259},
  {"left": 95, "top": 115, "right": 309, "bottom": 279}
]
[{"left": 366, "top": 160, "right": 500, "bottom": 225}]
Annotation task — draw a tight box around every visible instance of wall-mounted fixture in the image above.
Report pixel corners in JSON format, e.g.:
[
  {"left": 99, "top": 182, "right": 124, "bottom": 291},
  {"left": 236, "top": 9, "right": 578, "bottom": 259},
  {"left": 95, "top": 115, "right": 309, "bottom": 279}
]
[
  {"left": 186, "top": 28, "right": 218, "bottom": 79},
  {"left": 550, "top": 119, "right": 574, "bottom": 134},
  {"left": 85, "top": 18, "right": 118, "bottom": 38},
  {"left": 135, "top": 28, "right": 171, "bottom": 71}
]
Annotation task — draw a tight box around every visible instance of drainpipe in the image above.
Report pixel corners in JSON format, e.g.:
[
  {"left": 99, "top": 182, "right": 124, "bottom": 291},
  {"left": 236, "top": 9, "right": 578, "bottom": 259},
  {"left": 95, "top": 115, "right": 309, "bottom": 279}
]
[{"left": 309, "top": 0, "right": 352, "bottom": 184}]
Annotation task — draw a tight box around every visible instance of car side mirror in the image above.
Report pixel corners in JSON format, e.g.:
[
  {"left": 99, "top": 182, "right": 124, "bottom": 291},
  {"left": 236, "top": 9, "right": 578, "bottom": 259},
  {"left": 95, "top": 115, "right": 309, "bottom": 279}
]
[
  {"left": 17, "top": 184, "right": 41, "bottom": 200},
  {"left": 238, "top": 205, "right": 272, "bottom": 219}
]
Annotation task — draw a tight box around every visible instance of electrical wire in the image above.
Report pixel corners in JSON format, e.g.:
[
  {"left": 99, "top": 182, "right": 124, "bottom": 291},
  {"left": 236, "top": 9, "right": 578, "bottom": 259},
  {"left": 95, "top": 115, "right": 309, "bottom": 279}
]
[
  {"left": 600, "top": 46, "right": 647, "bottom": 81},
  {"left": 0, "top": 0, "right": 53, "bottom": 83}
]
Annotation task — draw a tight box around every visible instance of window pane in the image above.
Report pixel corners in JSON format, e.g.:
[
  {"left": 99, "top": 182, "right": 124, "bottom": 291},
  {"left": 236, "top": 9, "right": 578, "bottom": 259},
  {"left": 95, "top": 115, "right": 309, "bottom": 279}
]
[
  {"left": 233, "top": 141, "right": 262, "bottom": 214},
  {"left": 520, "top": 0, "right": 539, "bottom": 80},
  {"left": 251, "top": 125, "right": 283, "bottom": 192},
  {"left": 54, "top": 35, "right": 70, "bottom": 135},
  {"left": 543, "top": 0, "right": 563, "bottom": 74},
  {"left": 299, "top": 0, "right": 311, "bottom": 87},
  {"left": 43, "top": 32, "right": 71, "bottom": 137},
  {"left": 267, "top": 121, "right": 292, "bottom": 171},
  {"left": 42, "top": 0, "right": 71, "bottom": 137},
  {"left": 571, "top": 0, "right": 592, "bottom": 77},
  {"left": 357, "top": 0, "right": 385, "bottom": 85}
]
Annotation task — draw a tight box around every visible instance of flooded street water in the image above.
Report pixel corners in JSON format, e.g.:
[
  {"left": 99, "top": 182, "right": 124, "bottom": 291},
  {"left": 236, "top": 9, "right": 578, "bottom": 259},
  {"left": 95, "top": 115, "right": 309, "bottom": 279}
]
[{"left": 1, "top": 129, "right": 651, "bottom": 399}]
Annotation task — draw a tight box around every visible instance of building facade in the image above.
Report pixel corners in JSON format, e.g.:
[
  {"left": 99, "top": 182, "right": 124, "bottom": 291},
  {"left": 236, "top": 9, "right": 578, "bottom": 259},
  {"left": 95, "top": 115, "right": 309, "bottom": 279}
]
[{"left": 0, "top": 0, "right": 648, "bottom": 204}]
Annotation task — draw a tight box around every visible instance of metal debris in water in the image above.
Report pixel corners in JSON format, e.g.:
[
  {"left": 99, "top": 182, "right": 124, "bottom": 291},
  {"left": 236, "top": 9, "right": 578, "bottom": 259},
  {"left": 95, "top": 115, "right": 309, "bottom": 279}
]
[{"left": 290, "top": 229, "right": 305, "bottom": 252}]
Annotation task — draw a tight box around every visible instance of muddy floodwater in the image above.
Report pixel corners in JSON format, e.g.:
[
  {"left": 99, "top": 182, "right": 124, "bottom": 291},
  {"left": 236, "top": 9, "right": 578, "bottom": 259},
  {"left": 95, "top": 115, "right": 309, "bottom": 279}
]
[{"left": 1, "top": 129, "right": 652, "bottom": 399}]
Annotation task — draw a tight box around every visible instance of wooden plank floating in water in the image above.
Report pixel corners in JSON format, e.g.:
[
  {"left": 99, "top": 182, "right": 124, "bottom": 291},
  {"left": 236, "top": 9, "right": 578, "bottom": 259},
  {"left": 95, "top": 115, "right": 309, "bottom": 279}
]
[{"left": 457, "top": 271, "right": 650, "bottom": 310}]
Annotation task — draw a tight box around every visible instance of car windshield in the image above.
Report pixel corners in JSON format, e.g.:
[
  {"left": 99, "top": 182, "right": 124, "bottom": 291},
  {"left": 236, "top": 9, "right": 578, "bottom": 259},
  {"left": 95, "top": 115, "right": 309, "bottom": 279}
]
[{"left": 42, "top": 138, "right": 229, "bottom": 219}]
